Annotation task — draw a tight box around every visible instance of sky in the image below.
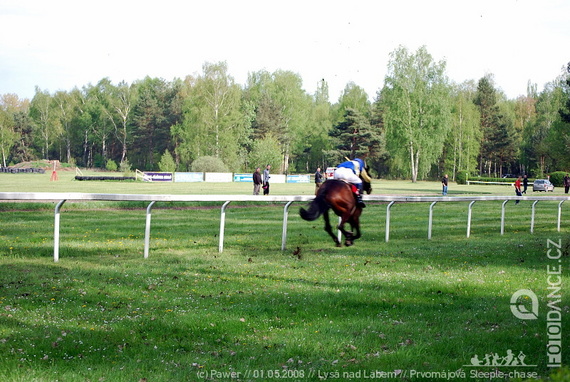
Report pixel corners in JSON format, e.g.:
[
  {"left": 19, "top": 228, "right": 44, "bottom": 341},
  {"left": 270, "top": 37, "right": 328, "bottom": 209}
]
[{"left": 1, "top": 0, "right": 569, "bottom": 102}]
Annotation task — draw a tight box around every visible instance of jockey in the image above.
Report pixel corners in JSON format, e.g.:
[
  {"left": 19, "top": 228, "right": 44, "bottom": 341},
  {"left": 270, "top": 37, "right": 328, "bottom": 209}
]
[{"left": 333, "top": 158, "right": 371, "bottom": 208}]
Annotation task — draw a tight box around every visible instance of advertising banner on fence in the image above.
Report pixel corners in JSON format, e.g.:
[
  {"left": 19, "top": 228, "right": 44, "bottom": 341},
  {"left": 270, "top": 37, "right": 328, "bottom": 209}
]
[
  {"left": 287, "top": 174, "right": 310, "bottom": 183},
  {"left": 234, "top": 174, "right": 253, "bottom": 182},
  {"left": 143, "top": 172, "right": 173, "bottom": 182},
  {"left": 205, "top": 172, "right": 233, "bottom": 183},
  {"left": 270, "top": 174, "right": 287, "bottom": 184},
  {"left": 174, "top": 172, "right": 203, "bottom": 182}
]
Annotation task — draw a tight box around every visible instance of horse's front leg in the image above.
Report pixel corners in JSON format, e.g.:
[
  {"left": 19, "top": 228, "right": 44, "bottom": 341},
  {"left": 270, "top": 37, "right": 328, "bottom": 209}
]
[
  {"left": 337, "top": 212, "right": 355, "bottom": 246},
  {"left": 349, "top": 209, "right": 362, "bottom": 241},
  {"left": 348, "top": 221, "right": 360, "bottom": 243},
  {"left": 349, "top": 216, "right": 362, "bottom": 240},
  {"left": 323, "top": 209, "right": 341, "bottom": 247}
]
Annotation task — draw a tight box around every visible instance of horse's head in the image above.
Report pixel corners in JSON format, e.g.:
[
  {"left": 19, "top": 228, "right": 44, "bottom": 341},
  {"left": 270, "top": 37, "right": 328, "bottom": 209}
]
[{"left": 362, "top": 179, "right": 372, "bottom": 194}]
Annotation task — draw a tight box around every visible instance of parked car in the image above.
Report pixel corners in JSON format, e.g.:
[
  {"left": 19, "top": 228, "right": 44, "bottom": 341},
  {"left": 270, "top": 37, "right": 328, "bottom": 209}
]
[{"left": 533, "top": 179, "right": 554, "bottom": 192}]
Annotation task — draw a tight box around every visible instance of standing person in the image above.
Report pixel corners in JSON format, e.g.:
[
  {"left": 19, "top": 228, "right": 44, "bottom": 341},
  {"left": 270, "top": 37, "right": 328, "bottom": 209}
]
[
  {"left": 564, "top": 174, "right": 570, "bottom": 194},
  {"left": 514, "top": 176, "right": 522, "bottom": 204},
  {"left": 442, "top": 174, "right": 449, "bottom": 196},
  {"left": 263, "top": 164, "right": 271, "bottom": 195},
  {"left": 333, "top": 158, "right": 371, "bottom": 208},
  {"left": 522, "top": 174, "right": 529, "bottom": 194},
  {"left": 252, "top": 167, "right": 262, "bottom": 195},
  {"left": 314, "top": 167, "right": 323, "bottom": 195}
]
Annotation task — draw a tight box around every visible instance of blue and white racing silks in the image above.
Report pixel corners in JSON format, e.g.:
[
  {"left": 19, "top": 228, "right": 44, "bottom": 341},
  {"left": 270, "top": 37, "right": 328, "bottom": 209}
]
[{"left": 337, "top": 158, "right": 365, "bottom": 176}]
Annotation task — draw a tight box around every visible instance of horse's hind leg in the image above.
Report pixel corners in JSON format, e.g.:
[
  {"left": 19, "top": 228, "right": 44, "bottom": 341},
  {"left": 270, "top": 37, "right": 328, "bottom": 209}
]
[{"left": 323, "top": 209, "right": 341, "bottom": 247}]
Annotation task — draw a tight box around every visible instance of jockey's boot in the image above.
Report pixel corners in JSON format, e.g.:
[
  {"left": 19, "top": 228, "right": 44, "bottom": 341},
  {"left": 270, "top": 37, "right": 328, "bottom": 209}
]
[{"left": 355, "top": 183, "right": 366, "bottom": 208}]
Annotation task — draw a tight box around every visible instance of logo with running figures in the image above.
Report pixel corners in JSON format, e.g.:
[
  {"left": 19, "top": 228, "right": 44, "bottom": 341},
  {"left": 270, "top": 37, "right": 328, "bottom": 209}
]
[{"left": 465, "top": 350, "right": 537, "bottom": 367}]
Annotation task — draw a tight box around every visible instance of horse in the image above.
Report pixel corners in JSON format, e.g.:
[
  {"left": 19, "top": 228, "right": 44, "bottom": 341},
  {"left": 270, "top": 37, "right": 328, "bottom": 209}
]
[{"left": 299, "top": 177, "right": 371, "bottom": 246}]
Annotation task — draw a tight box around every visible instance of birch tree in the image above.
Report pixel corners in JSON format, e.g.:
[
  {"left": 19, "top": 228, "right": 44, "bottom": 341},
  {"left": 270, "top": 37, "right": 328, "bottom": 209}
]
[
  {"left": 523, "top": 83, "right": 565, "bottom": 175},
  {"left": 53, "top": 90, "right": 76, "bottom": 162},
  {"left": 268, "top": 70, "right": 311, "bottom": 173},
  {"left": 304, "top": 79, "right": 333, "bottom": 171},
  {"left": 381, "top": 45, "right": 452, "bottom": 182},
  {"left": 106, "top": 81, "right": 136, "bottom": 164},
  {"left": 29, "top": 87, "right": 62, "bottom": 159},
  {"left": 0, "top": 98, "right": 17, "bottom": 167},
  {"left": 175, "top": 62, "right": 249, "bottom": 170},
  {"left": 444, "top": 82, "right": 481, "bottom": 178},
  {"left": 83, "top": 80, "right": 114, "bottom": 163},
  {"left": 245, "top": 69, "right": 312, "bottom": 173}
]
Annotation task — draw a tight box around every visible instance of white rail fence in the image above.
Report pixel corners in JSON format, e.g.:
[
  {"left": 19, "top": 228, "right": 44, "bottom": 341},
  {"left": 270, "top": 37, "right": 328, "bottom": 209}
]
[{"left": 0, "top": 193, "right": 568, "bottom": 262}]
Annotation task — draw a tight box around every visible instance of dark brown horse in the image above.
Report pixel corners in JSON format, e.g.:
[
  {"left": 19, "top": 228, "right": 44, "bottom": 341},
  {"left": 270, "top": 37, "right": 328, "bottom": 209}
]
[{"left": 299, "top": 178, "right": 372, "bottom": 246}]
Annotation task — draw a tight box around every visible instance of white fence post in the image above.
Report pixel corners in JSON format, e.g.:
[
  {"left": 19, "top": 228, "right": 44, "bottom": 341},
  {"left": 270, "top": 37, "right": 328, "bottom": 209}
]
[
  {"left": 144, "top": 201, "right": 156, "bottom": 258},
  {"left": 219, "top": 201, "right": 231, "bottom": 253},
  {"left": 281, "top": 201, "right": 294, "bottom": 251},
  {"left": 53, "top": 200, "right": 66, "bottom": 262},
  {"left": 467, "top": 201, "right": 476, "bottom": 238},
  {"left": 428, "top": 201, "right": 437, "bottom": 240},
  {"left": 558, "top": 200, "right": 565, "bottom": 232},
  {"left": 385, "top": 201, "right": 395, "bottom": 242},
  {"left": 501, "top": 200, "right": 509, "bottom": 235},
  {"left": 531, "top": 200, "right": 539, "bottom": 234}
]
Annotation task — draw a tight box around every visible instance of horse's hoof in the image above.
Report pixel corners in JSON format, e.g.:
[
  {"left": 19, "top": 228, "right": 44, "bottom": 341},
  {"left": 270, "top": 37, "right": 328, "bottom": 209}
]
[
  {"left": 335, "top": 242, "right": 342, "bottom": 247},
  {"left": 345, "top": 240, "right": 353, "bottom": 247}
]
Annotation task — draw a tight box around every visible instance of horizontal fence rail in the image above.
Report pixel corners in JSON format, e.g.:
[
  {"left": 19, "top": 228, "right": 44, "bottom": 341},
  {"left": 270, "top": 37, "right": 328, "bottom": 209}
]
[{"left": 0, "top": 192, "right": 568, "bottom": 262}]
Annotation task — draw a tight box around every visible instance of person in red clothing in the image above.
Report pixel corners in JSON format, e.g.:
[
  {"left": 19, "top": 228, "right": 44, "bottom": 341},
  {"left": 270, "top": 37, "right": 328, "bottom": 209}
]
[{"left": 514, "top": 176, "right": 522, "bottom": 204}]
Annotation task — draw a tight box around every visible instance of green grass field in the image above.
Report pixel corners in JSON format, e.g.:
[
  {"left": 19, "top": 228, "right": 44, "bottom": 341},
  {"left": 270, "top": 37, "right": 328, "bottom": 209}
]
[{"left": 0, "top": 172, "right": 568, "bottom": 381}]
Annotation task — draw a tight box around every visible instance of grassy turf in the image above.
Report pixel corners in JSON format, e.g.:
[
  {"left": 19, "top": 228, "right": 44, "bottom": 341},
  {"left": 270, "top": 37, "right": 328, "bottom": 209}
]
[{"left": 0, "top": 173, "right": 568, "bottom": 381}]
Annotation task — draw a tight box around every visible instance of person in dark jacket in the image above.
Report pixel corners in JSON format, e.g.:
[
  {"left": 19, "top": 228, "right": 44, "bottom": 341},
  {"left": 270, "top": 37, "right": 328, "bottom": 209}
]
[
  {"left": 442, "top": 174, "right": 449, "bottom": 196},
  {"left": 314, "top": 167, "right": 323, "bottom": 195},
  {"left": 253, "top": 167, "right": 262, "bottom": 195}
]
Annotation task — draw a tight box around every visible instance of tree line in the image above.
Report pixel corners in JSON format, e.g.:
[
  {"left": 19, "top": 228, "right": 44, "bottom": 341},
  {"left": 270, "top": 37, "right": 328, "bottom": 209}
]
[{"left": 1, "top": 46, "right": 569, "bottom": 181}]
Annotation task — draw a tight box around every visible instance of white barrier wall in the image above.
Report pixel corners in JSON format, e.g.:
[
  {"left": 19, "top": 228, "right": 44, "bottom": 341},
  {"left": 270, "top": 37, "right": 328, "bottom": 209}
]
[
  {"left": 270, "top": 174, "right": 287, "bottom": 184},
  {"left": 162, "top": 172, "right": 310, "bottom": 183},
  {"left": 287, "top": 174, "right": 310, "bottom": 183},
  {"left": 175, "top": 172, "right": 204, "bottom": 182},
  {"left": 205, "top": 172, "right": 233, "bottom": 182},
  {"left": 234, "top": 174, "right": 253, "bottom": 182}
]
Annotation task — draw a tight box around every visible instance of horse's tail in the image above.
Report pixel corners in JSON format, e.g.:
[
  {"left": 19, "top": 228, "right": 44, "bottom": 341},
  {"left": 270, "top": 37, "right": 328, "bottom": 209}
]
[{"left": 299, "top": 195, "right": 328, "bottom": 221}]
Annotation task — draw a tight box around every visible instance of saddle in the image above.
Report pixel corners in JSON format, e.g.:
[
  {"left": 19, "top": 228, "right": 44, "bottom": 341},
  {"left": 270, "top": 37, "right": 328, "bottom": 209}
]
[
  {"left": 350, "top": 184, "right": 358, "bottom": 194},
  {"left": 338, "top": 179, "right": 359, "bottom": 195},
  {"left": 346, "top": 182, "right": 365, "bottom": 208},
  {"left": 338, "top": 180, "right": 362, "bottom": 205}
]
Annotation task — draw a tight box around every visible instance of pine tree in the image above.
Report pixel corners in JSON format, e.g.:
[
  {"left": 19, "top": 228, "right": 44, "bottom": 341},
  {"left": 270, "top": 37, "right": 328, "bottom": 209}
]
[
  {"left": 327, "top": 108, "right": 381, "bottom": 163},
  {"left": 474, "top": 76, "right": 500, "bottom": 175}
]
